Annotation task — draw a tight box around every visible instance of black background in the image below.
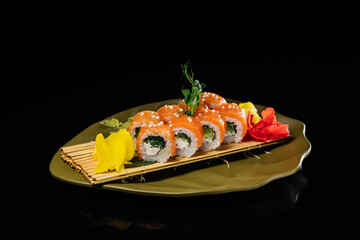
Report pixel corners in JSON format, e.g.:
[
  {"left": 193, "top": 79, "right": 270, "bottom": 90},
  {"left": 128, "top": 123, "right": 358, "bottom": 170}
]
[{"left": 5, "top": 19, "right": 359, "bottom": 239}]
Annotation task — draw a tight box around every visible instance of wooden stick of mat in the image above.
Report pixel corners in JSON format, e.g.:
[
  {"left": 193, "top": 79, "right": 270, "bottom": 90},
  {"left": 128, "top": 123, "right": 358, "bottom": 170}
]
[{"left": 60, "top": 138, "right": 287, "bottom": 185}]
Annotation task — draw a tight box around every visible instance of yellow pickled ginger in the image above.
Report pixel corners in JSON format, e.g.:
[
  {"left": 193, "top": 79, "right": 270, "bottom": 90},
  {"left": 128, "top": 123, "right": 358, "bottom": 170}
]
[
  {"left": 239, "top": 102, "right": 261, "bottom": 124},
  {"left": 93, "top": 129, "right": 134, "bottom": 174}
]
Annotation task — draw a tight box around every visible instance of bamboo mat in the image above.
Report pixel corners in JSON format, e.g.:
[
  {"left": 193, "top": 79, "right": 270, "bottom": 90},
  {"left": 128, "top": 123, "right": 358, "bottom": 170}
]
[{"left": 60, "top": 139, "right": 286, "bottom": 185}]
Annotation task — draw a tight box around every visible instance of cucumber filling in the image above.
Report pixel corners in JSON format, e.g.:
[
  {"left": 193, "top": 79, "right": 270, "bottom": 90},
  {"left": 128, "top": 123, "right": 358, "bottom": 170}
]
[
  {"left": 175, "top": 133, "right": 191, "bottom": 150},
  {"left": 203, "top": 125, "right": 215, "bottom": 141},
  {"left": 225, "top": 121, "right": 237, "bottom": 136}
]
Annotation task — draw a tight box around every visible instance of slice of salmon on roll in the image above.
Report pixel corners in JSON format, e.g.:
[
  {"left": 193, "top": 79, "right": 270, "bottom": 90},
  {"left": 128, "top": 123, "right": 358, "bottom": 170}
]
[
  {"left": 168, "top": 114, "right": 203, "bottom": 157},
  {"left": 127, "top": 111, "right": 164, "bottom": 149},
  {"left": 214, "top": 103, "right": 248, "bottom": 143},
  {"left": 200, "top": 92, "right": 227, "bottom": 109},
  {"left": 157, "top": 104, "right": 184, "bottom": 123},
  {"left": 137, "top": 122, "right": 177, "bottom": 162},
  {"left": 178, "top": 99, "right": 208, "bottom": 114},
  {"left": 194, "top": 108, "right": 226, "bottom": 151}
]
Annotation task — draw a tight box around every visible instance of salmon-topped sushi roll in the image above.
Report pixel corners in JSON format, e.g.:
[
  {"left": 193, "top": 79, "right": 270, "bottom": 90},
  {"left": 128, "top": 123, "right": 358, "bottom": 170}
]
[
  {"left": 194, "top": 108, "right": 226, "bottom": 151},
  {"left": 157, "top": 104, "right": 184, "bottom": 123},
  {"left": 168, "top": 114, "right": 203, "bottom": 157},
  {"left": 200, "top": 92, "right": 227, "bottom": 109},
  {"left": 214, "top": 103, "right": 248, "bottom": 143},
  {"left": 127, "top": 111, "right": 163, "bottom": 149},
  {"left": 136, "top": 122, "right": 176, "bottom": 162}
]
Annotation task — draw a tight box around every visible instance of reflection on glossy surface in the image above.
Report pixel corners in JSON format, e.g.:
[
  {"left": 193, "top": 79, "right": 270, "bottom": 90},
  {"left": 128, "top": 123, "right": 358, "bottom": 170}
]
[{"left": 50, "top": 170, "right": 307, "bottom": 236}]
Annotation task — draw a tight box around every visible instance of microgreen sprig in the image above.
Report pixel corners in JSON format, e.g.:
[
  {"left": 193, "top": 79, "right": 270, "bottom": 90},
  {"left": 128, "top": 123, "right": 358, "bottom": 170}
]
[{"left": 180, "top": 62, "right": 206, "bottom": 116}]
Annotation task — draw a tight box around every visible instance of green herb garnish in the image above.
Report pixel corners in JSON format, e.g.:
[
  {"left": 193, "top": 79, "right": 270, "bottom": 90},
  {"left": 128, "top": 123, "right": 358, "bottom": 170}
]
[
  {"left": 125, "top": 158, "right": 156, "bottom": 168},
  {"left": 100, "top": 116, "right": 134, "bottom": 133},
  {"left": 101, "top": 118, "right": 121, "bottom": 128},
  {"left": 180, "top": 62, "right": 206, "bottom": 116}
]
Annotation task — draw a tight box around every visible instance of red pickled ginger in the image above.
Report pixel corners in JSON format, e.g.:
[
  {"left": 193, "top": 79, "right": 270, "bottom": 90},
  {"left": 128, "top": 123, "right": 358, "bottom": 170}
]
[{"left": 246, "top": 107, "right": 289, "bottom": 142}]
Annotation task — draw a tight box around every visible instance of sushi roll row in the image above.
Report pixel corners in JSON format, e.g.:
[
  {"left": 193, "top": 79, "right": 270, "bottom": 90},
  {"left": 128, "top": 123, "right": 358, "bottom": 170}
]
[{"left": 127, "top": 92, "right": 248, "bottom": 163}]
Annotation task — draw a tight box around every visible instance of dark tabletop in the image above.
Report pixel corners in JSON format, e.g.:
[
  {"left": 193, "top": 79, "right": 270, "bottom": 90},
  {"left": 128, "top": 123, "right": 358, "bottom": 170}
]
[{"left": 5, "top": 29, "right": 359, "bottom": 239}]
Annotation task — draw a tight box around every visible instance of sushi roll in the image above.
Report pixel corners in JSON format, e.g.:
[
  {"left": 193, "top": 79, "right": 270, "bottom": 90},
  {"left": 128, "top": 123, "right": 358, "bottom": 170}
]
[
  {"left": 214, "top": 103, "right": 248, "bottom": 143},
  {"left": 127, "top": 111, "right": 163, "bottom": 149},
  {"left": 157, "top": 104, "right": 183, "bottom": 123},
  {"left": 168, "top": 114, "right": 203, "bottom": 157},
  {"left": 137, "top": 122, "right": 177, "bottom": 162},
  {"left": 195, "top": 108, "right": 226, "bottom": 151},
  {"left": 200, "top": 92, "right": 227, "bottom": 109}
]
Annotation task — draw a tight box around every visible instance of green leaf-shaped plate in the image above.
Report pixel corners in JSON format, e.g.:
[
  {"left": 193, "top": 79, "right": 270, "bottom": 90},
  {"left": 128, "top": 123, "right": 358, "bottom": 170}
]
[{"left": 49, "top": 99, "right": 311, "bottom": 197}]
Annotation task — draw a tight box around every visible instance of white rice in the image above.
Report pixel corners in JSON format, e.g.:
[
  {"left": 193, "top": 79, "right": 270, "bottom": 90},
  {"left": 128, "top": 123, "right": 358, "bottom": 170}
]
[
  {"left": 199, "top": 121, "right": 222, "bottom": 151},
  {"left": 223, "top": 117, "right": 244, "bottom": 144},
  {"left": 172, "top": 127, "right": 198, "bottom": 157},
  {"left": 138, "top": 132, "right": 173, "bottom": 163}
]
